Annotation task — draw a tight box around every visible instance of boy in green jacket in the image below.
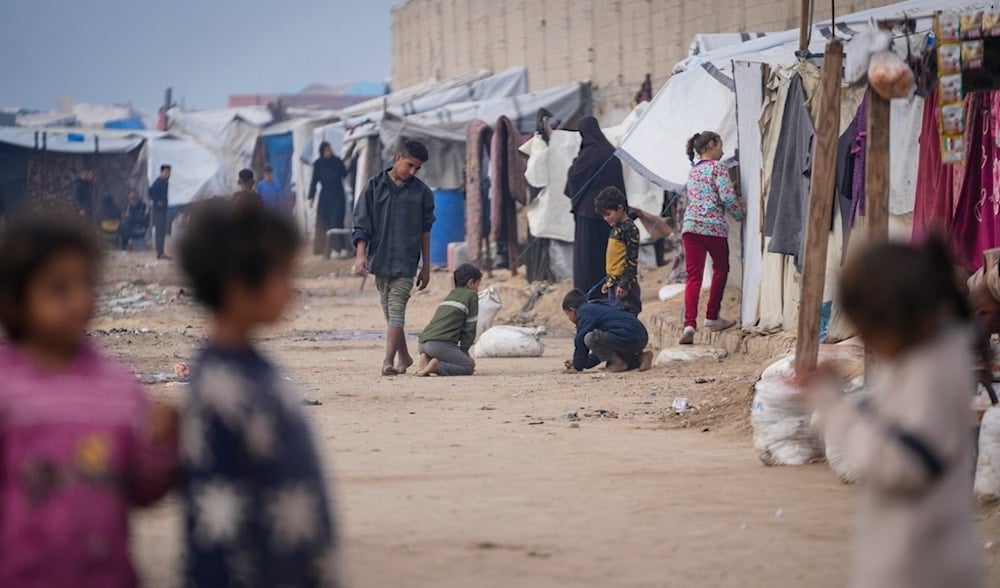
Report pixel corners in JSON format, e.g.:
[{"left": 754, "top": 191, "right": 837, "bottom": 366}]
[{"left": 415, "top": 264, "right": 482, "bottom": 377}]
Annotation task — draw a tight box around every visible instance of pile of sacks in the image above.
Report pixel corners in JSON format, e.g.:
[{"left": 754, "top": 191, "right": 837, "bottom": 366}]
[
  {"left": 751, "top": 343, "right": 865, "bottom": 476},
  {"left": 470, "top": 286, "right": 546, "bottom": 359}
]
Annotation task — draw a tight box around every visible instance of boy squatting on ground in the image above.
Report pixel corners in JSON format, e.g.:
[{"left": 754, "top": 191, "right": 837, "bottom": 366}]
[
  {"left": 415, "top": 263, "right": 482, "bottom": 377},
  {"left": 562, "top": 289, "right": 653, "bottom": 373},
  {"left": 352, "top": 139, "right": 435, "bottom": 377},
  {"left": 594, "top": 186, "right": 641, "bottom": 315},
  {"left": 178, "top": 202, "right": 340, "bottom": 587}
]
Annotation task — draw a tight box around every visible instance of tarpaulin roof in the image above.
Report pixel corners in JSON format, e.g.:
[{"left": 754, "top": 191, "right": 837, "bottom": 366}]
[{"left": 0, "top": 127, "right": 144, "bottom": 154}]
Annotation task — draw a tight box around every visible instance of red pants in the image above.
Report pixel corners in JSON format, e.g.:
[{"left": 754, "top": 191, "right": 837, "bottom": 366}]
[{"left": 682, "top": 232, "right": 730, "bottom": 328}]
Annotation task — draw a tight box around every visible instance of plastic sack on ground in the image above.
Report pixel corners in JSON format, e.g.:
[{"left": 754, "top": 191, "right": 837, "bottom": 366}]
[
  {"left": 760, "top": 344, "right": 865, "bottom": 382},
  {"left": 975, "top": 407, "right": 1000, "bottom": 500},
  {"left": 654, "top": 346, "right": 727, "bottom": 365},
  {"left": 473, "top": 326, "right": 545, "bottom": 358},
  {"left": 845, "top": 26, "right": 892, "bottom": 83},
  {"left": 476, "top": 286, "right": 503, "bottom": 341},
  {"left": 752, "top": 376, "right": 824, "bottom": 466},
  {"left": 868, "top": 50, "right": 915, "bottom": 100}
]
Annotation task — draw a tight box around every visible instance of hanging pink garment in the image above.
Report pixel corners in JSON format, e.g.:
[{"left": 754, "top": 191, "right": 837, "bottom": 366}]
[
  {"left": 949, "top": 92, "right": 1000, "bottom": 271},
  {"left": 912, "top": 88, "right": 955, "bottom": 243}
]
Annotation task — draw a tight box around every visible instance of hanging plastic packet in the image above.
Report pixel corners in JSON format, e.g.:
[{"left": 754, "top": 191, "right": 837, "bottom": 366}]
[
  {"left": 868, "top": 50, "right": 916, "bottom": 99},
  {"left": 936, "top": 11, "right": 966, "bottom": 164},
  {"left": 845, "top": 25, "right": 892, "bottom": 84}
]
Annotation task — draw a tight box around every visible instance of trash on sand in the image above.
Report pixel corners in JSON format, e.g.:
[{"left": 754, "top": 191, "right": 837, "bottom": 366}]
[
  {"left": 654, "top": 346, "right": 727, "bottom": 366},
  {"left": 568, "top": 423, "right": 580, "bottom": 429},
  {"left": 560, "top": 411, "right": 580, "bottom": 422},
  {"left": 985, "top": 541, "right": 995, "bottom": 550},
  {"left": 594, "top": 409, "right": 618, "bottom": 419},
  {"left": 173, "top": 362, "right": 190, "bottom": 379},
  {"left": 528, "top": 421, "right": 545, "bottom": 426},
  {"left": 480, "top": 406, "right": 497, "bottom": 411},
  {"left": 694, "top": 377, "right": 715, "bottom": 384},
  {"left": 774, "top": 508, "right": 785, "bottom": 519},
  {"left": 301, "top": 398, "right": 322, "bottom": 406},
  {"left": 672, "top": 397, "right": 690, "bottom": 413}
]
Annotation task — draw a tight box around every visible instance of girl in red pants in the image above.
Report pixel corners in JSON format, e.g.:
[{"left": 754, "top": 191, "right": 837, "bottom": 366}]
[{"left": 679, "top": 132, "right": 745, "bottom": 344}]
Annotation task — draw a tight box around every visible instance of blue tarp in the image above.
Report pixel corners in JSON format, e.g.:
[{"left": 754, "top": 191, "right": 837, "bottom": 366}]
[
  {"left": 263, "top": 132, "right": 293, "bottom": 196},
  {"left": 104, "top": 117, "right": 145, "bottom": 130}
]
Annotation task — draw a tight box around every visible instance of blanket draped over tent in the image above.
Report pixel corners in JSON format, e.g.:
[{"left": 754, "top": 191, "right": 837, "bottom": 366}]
[
  {"left": 489, "top": 116, "right": 528, "bottom": 270},
  {"left": 465, "top": 120, "right": 492, "bottom": 263}
]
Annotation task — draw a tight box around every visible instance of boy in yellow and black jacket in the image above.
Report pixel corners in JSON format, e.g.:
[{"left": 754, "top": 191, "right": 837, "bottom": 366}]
[{"left": 595, "top": 187, "right": 641, "bottom": 315}]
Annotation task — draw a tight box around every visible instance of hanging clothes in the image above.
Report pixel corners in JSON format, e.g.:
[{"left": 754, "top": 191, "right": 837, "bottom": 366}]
[
  {"left": 912, "top": 88, "right": 956, "bottom": 243},
  {"left": 849, "top": 96, "right": 869, "bottom": 223},
  {"left": 951, "top": 92, "right": 1000, "bottom": 271},
  {"left": 489, "top": 116, "right": 528, "bottom": 271},
  {"left": 764, "top": 74, "right": 814, "bottom": 268},
  {"left": 464, "top": 120, "right": 492, "bottom": 263}
]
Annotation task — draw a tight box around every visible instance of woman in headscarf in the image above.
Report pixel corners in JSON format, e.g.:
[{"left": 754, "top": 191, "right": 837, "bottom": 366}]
[
  {"left": 308, "top": 141, "right": 349, "bottom": 256},
  {"left": 565, "top": 116, "right": 626, "bottom": 293}
]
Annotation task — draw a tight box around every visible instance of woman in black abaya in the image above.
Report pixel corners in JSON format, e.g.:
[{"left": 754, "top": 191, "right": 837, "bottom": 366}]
[
  {"left": 308, "top": 141, "right": 349, "bottom": 256},
  {"left": 565, "top": 116, "right": 626, "bottom": 293}
]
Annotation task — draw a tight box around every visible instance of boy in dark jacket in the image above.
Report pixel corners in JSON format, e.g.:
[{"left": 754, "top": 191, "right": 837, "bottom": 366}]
[
  {"left": 562, "top": 289, "right": 652, "bottom": 373},
  {"left": 353, "top": 139, "right": 435, "bottom": 376},
  {"left": 415, "top": 263, "right": 482, "bottom": 377}
]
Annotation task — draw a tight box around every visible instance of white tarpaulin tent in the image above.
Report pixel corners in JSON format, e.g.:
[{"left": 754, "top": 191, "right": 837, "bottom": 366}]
[
  {"left": 167, "top": 107, "right": 273, "bottom": 186},
  {"left": 143, "top": 134, "right": 227, "bottom": 207},
  {"left": 0, "top": 127, "right": 144, "bottom": 154}
]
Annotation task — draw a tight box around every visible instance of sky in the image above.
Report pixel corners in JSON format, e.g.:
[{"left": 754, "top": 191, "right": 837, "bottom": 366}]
[{"left": 0, "top": 0, "right": 398, "bottom": 113}]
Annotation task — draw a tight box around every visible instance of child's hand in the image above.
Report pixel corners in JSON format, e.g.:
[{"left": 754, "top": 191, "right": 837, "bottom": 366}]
[
  {"left": 355, "top": 257, "right": 369, "bottom": 277},
  {"left": 615, "top": 286, "right": 627, "bottom": 299},
  {"left": 147, "top": 402, "right": 178, "bottom": 443},
  {"left": 563, "top": 360, "right": 577, "bottom": 374},
  {"left": 601, "top": 282, "right": 610, "bottom": 294},
  {"left": 417, "top": 266, "right": 431, "bottom": 291}
]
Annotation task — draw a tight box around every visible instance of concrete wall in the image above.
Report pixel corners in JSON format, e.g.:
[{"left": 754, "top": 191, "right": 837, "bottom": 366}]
[{"left": 391, "top": 0, "right": 894, "bottom": 119}]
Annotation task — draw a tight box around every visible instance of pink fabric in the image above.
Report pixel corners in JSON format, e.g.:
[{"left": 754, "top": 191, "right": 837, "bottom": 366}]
[
  {"left": 950, "top": 92, "right": 1000, "bottom": 271},
  {"left": 683, "top": 232, "right": 730, "bottom": 328},
  {"left": 911, "top": 88, "right": 954, "bottom": 243},
  {"left": 0, "top": 342, "right": 177, "bottom": 588}
]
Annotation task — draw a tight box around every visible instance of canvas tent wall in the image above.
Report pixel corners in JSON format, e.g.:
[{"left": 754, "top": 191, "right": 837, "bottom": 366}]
[{"left": 143, "top": 133, "right": 228, "bottom": 208}]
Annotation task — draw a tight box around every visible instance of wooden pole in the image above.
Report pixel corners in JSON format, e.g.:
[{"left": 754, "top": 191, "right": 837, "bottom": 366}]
[
  {"left": 799, "top": 0, "right": 811, "bottom": 53},
  {"left": 794, "top": 41, "right": 843, "bottom": 376},
  {"left": 863, "top": 88, "right": 892, "bottom": 378},
  {"left": 865, "top": 89, "right": 891, "bottom": 242}
]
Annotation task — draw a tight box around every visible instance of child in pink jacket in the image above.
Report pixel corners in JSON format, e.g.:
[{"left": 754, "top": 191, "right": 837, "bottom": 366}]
[{"left": 0, "top": 214, "right": 178, "bottom": 588}]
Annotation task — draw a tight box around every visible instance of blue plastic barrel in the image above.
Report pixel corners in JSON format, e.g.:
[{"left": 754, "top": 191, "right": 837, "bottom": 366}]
[{"left": 430, "top": 189, "right": 465, "bottom": 267}]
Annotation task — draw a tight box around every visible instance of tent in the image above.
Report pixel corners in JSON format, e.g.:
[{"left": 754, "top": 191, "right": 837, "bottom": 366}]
[
  {"left": 166, "top": 106, "right": 274, "bottom": 186},
  {"left": 616, "top": 0, "right": 977, "bottom": 332}
]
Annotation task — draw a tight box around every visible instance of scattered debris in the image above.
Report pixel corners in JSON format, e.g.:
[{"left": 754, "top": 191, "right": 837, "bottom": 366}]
[
  {"left": 480, "top": 406, "right": 497, "bottom": 411},
  {"left": 301, "top": 398, "right": 322, "bottom": 406},
  {"left": 774, "top": 508, "right": 785, "bottom": 519},
  {"left": 528, "top": 421, "right": 545, "bottom": 426},
  {"left": 173, "top": 362, "right": 190, "bottom": 379},
  {"left": 594, "top": 409, "right": 618, "bottom": 419},
  {"left": 560, "top": 411, "right": 580, "bottom": 422},
  {"left": 101, "top": 281, "right": 186, "bottom": 315},
  {"left": 694, "top": 377, "right": 716, "bottom": 384},
  {"left": 568, "top": 423, "right": 580, "bottom": 429},
  {"left": 672, "top": 397, "right": 690, "bottom": 413}
]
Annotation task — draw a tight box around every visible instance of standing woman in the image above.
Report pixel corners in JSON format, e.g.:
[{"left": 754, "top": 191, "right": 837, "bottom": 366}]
[
  {"left": 308, "top": 141, "right": 349, "bottom": 256},
  {"left": 565, "top": 116, "right": 626, "bottom": 293},
  {"left": 679, "top": 131, "right": 744, "bottom": 345}
]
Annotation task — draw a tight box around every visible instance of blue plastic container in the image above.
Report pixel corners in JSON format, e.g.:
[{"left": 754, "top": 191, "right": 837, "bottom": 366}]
[{"left": 430, "top": 189, "right": 465, "bottom": 267}]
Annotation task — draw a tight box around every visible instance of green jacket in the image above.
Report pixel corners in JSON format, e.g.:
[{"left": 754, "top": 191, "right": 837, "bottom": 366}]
[{"left": 418, "top": 287, "right": 479, "bottom": 352}]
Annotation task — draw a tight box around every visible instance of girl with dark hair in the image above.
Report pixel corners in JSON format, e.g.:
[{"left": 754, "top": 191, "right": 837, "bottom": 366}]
[
  {"left": 308, "top": 140, "right": 349, "bottom": 256},
  {"left": 801, "top": 237, "right": 984, "bottom": 588},
  {"left": 679, "top": 131, "right": 744, "bottom": 344},
  {"left": 565, "top": 116, "right": 626, "bottom": 293}
]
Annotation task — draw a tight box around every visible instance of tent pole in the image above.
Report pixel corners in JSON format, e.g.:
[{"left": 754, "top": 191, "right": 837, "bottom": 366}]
[
  {"left": 794, "top": 41, "right": 843, "bottom": 376},
  {"left": 863, "top": 88, "right": 891, "bottom": 380},
  {"left": 798, "top": 0, "right": 811, "bottom": 54}
]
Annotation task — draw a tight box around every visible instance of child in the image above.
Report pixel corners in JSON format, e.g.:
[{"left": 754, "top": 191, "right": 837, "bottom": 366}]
[
  {"left": 801, "top": 238, "right": 983, "bottom": 588},
  {"left": 679, "top": 131, "right": 745, "bottom": 345},
  {"left": 120, "top": 188, "right": 149, "bottom": 251},
  {"left": 232, "top": 168, "right": 263, "bottom": 209},
  {"left": 562, "top": 289, "right": 652, "bottom": 373},
  {"left": 178, "top": 202, "right": 340, "bottom": 587},
  {"left": 353, "top": 139, "right": 435, "bottom": 376},
  {"left": 0, "top": 214, "right": 178, "bottom": 587},
  {"left": 594, "top": 186, "right": 641, "bottom": 315},
  {"left": 415, "top": 263, "right": 482, "bottom": 377}
]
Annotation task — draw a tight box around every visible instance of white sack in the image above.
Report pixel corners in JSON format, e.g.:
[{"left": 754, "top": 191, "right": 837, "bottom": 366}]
[
  {"left": 752, "top": 377, "right": 824, "bottom": 466},
  {"left": 474, "top": 326, "right": 545, "bottom": 358},
  {"left": 975, "top": 407, "right": 1000, "bottom": 500},
  {"left": 476, "top": 287, "right": 503, "bottom": 341},
  {"left": 654, "top": 346, "right": 727, "bottom": 365}
]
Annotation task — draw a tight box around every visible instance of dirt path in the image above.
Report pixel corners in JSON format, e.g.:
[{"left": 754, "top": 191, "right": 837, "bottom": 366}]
[{"left": 92, "top": 251, "right": 1000, "bottom": 587}]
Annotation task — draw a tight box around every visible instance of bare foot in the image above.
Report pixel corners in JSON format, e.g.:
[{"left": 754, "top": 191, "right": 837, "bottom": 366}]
[
  {"left": 638, "top": 351, "right": 653, "bottom": 372},
  {"left": 415, "top": 358, "right": 440, "bottom": 377},
  {"left": 381, "top": 364, "right": 399, "bottom": 377},
  {"left": 416, "top": 353, "right": 430, "bottom": 372},
  {"left": 396, "top": 355, "right": 415, "bottom": 374},
  {"left": 606, "top": 355, "right": 630, "bottom": 373}
]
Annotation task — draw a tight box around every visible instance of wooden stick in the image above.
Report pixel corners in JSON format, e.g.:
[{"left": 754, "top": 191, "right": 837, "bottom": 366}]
[
  {"left": 865, "top": 89, "right": 891, "bottom": 242},
  {"left": 795, "top": 41, "right": 843, "bottom": 376}
]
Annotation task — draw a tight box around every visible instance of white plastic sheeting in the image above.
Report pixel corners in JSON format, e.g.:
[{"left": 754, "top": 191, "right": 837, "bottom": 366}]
[
  {"left": 735, "top": 61, "right": 765, "bottom": 327},
  {"left": 0, "top": 127, "right": 144, "bottom": 154},
  {"left": 520, "top": 104, "right": 663, "bottom": 244},
  {"left": 167, "top": 107, "right": 273, "bottom": 186},
  {"left": 616, "top": 66, "right": 737, "bottom": 191},
  {"left": 145, "top": 135, "right": 227, "bottom": 207}
]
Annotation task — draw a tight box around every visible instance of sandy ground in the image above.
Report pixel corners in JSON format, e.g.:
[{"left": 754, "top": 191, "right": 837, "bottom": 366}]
[{"left": 87, "top": 248, "right": 1000, "bottom": 587}]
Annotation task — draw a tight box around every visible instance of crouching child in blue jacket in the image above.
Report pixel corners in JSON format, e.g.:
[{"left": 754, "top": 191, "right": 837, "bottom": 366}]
[{"left": 562, "top": 289, "right": 653, "bottom": 373}]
